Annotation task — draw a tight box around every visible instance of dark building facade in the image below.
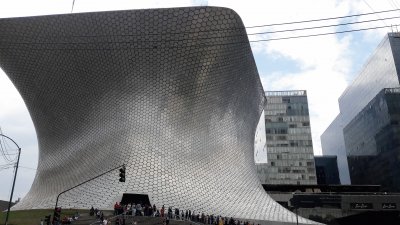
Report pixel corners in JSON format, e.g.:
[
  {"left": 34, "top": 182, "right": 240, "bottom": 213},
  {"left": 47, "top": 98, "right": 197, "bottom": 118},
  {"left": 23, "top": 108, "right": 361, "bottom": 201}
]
[
  {"left": 257, "top": 90, "right": 317, "bottom": 185},
  {"left": 321, "top": 33, "right": 400, "bottom": 185},
  {"left": 314, "top": 156, "right": 340, "bottom": 185},
  {"left": 344, "top": 88, "right": 400, "bottom": 191}
]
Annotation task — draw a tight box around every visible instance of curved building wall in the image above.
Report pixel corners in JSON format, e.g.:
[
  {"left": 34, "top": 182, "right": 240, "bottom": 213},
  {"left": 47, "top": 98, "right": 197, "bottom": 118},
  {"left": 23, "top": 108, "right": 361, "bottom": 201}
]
[{"left": 0, "top": 7, "right": 315, "bottom": 224}]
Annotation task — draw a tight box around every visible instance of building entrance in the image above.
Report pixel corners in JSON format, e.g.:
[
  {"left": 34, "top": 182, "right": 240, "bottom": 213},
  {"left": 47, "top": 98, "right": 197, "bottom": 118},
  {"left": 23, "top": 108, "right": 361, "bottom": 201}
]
[{"left": 120, "top": 193, "right": 151, "bottom": 206}]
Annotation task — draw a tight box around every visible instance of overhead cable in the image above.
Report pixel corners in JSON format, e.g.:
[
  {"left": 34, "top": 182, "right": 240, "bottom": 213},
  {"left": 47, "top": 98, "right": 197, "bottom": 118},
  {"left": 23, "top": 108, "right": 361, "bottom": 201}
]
[
  {"left": 246, "top": 8, "right": 400, "bottom": 28},
  {"left": 247, "top": 15, "right": 400, "bottom": 36},
  {"left": 250, "top": 24, "right": 393, "bottom": 42}
]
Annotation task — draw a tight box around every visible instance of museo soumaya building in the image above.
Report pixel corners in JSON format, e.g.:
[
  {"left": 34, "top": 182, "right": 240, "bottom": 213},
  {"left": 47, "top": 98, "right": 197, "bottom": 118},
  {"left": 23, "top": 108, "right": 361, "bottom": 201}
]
[{"left": 0, "top": 7, "right": 317, "bottom": 225}]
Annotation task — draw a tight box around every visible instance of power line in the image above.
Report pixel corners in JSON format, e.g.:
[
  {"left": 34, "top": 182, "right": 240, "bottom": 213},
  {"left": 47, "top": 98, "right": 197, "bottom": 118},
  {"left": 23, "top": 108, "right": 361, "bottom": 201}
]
[
  {"left": 392, "top": 0, "right": 400, "bottom": 10},
  {"left": 250, "top": 24, "right": 393, "bottom": 42},
  {"left": 246, "top": 8, "right": 400, "bottom": 28},
  {"left": 0, "top": 163, "right": 14, "bottom": 171},
  {"left": 362, "top": 0, "right": 388, "bottom": 26},
  {"left": 19, "top": 166, "right": 37, "bottom": 170},
  {"left": 0, "top": 140, "right": 18, "bottom": 162},
  {"left": 0, "top": 128, "right": 14, "bottom": 162},
  {"left": 247, "top": 15, "right": 400, "bottom": 36},
  {"left": 387, "top": 0, "right": 395, "bottom": 9}
]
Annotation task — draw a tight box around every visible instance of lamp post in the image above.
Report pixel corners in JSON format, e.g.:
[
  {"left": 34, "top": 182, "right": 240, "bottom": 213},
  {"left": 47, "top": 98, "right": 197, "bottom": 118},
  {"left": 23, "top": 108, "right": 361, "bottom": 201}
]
[
  {"left": 290, "top": 192, "right": 299, "bottom": 225},
  {"left": 1, "top": 134, "right": 21, "bottom": 225}
]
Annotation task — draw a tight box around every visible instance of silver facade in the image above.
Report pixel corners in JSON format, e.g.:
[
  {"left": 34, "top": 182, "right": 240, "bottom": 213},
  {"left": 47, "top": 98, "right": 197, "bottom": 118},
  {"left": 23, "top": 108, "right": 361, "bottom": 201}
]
[
  {"left": 0, "top": 7, "right": 316, "bottom": 224},
  {"left": 257, "top": 91, "right": 317, "bottom": 185}
]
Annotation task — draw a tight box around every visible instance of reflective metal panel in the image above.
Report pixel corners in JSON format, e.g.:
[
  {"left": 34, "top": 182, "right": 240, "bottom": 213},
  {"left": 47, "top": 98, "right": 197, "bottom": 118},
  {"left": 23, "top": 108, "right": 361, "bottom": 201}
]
[{"left": 0, "top": 7, "right": 316, "bottom": 224}]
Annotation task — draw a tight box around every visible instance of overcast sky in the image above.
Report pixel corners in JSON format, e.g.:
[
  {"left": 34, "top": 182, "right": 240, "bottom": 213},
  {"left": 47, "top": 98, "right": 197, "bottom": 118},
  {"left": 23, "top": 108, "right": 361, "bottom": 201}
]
[{"left": 0, "top": 0, "right": 398, "bottom": 201}]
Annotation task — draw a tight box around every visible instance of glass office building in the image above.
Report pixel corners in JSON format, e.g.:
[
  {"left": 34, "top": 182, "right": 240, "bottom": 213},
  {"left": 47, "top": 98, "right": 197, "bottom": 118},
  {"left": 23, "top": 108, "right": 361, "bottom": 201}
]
[
  {"left": 321, "top": 33, "right": 400, "bottom": 186},
  {"left": 314, "top": 156, "right": 340, "bottom": 185},
  {"left": 345, "top": 88, "right": 400, "bottom": 191},
  {"left": 257, "top": 90, "right": 317, "bottom": 185}
]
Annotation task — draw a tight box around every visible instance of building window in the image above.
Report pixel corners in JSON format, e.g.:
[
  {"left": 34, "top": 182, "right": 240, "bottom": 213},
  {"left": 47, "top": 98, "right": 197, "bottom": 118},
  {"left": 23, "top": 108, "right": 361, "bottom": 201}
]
[
  {"left": 277, "top": 136, "right": 287, "bottom": 140},
  {"left": 282, "top": 97, "right": 290, "bottom": 103},
  {"left": 277, "top": 129, "right": 287, "bottom": 134}
]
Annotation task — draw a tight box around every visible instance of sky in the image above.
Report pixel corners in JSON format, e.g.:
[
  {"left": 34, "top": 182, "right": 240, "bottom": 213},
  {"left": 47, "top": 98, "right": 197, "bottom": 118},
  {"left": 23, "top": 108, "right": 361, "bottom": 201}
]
[{"left": 0, "top": 0, "right": 399, "bottom": 201}]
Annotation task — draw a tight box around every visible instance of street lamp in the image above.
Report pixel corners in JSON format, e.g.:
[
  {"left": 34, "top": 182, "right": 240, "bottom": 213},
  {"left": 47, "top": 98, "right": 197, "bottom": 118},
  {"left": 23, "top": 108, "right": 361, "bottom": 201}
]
[
  {"left": 290, "top": 192, "right": 299, "bottom": 225},
  {"left": 1, "top": 134, "right": 21, "bottom": 225}
]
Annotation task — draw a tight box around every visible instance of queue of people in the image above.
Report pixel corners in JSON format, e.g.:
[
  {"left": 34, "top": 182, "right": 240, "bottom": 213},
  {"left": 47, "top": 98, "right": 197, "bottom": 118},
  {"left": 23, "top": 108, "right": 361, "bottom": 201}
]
[
  {"left": 114, "top": 202, "right": 156, "bottom": 216},
  {"left": 111, "top": 202, "right": 259, "bottom": 225}
]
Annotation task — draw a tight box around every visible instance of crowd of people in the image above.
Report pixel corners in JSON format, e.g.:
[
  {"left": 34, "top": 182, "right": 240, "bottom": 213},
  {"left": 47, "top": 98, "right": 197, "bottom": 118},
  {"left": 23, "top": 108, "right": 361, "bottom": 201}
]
[
  {"left": 60, "top": 212, "right": 80, "bottom": 224},
  {"left": 90, "top": 206, "right": 109, "bottom": 225},
  {"left": 108, "top": 202, "right": 259, "bottom": 225}
]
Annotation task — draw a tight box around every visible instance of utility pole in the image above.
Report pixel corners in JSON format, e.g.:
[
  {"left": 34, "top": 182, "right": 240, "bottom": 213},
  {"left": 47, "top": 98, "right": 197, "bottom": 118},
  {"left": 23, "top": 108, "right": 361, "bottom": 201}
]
[{"left": 1, "top": 134, "right": 21, "bottom": 225}]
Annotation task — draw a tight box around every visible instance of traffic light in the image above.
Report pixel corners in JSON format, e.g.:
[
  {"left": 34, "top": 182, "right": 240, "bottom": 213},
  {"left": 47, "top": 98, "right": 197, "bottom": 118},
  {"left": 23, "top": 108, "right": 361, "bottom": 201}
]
[{"left": 119, "top": 165, "right": 126, "bottom": 182}]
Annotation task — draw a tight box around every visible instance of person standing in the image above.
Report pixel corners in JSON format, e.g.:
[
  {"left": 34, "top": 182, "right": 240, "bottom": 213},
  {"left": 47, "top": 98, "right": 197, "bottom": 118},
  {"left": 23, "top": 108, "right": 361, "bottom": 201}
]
[{"left": 161, "top": 205, "right": 165, "bottom": 217}]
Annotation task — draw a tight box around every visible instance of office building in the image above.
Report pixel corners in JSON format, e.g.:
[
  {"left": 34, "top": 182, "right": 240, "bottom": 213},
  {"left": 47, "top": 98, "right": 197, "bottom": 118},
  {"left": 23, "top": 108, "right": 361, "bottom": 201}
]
[
  {"left": 314, "top": 156, "right": 340, "bottom": 185},
  {"left": 345, "top": 88, "right": 400, "bottom": 191},
  {"left": 321, "top": 33, "right": 400, "bottom": 187},
  {"left": 257, "top": 90, "right": 317, "bottom": 185}
]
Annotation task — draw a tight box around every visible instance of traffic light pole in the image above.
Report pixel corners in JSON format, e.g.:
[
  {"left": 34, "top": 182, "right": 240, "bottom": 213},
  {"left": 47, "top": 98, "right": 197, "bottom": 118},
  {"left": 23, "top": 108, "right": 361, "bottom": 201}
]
[
  {"left": 1, "top": 134, "right": 21, "bottom": 225},
  {"left": 53, "top": 164, "right": 125, "bottom": 222}
]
